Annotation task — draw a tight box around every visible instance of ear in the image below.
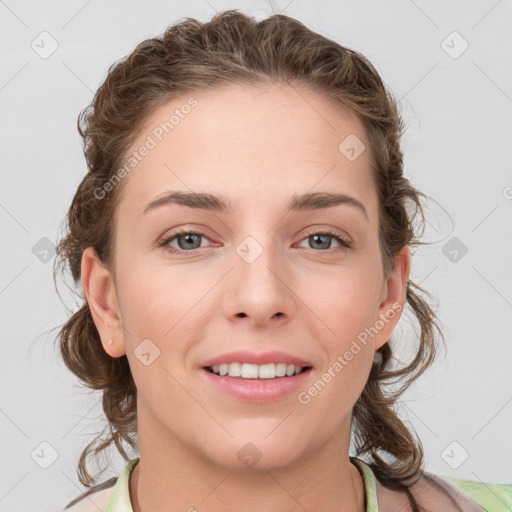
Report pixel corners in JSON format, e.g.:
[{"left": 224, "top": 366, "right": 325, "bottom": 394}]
[
  {"left": 373, "top": 245, "right": 411, "bottom": 351},
  {"left": 81, "top": 247, "right": 126, "bottom": 358}
]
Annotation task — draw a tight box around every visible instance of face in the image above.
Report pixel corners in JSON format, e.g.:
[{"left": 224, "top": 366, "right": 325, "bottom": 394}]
[{"left": 83, "top": 83, "right": 409, "bottom": 472}]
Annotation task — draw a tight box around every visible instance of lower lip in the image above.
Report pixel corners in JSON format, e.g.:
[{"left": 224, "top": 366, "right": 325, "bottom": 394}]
[{"left": 200, "top": 368, "right": 312, "bottom": 403}]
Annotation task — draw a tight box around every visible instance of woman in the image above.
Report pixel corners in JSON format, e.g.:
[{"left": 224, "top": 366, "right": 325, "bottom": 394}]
[{"left": 55, "top": 9, "right": 511, "bottom": 512}]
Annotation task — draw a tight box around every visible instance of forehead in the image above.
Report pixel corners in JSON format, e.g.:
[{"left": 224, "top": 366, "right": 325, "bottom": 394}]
[{"left": 116, "top": 83, "right": 376, "bottom": 216}]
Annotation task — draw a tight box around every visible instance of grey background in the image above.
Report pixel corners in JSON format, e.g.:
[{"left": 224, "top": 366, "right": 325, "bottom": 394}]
[{"left": 1, "top": 1, "right": 511, "bottom": 511}]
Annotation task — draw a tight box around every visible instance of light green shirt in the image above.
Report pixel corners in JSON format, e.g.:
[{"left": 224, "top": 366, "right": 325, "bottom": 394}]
[{"left": 99, "top": 457, "right": 512, "bottom": 512}]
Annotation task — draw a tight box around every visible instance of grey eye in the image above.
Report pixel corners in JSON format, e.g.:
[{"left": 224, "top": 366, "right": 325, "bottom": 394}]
[
  {"left": 308, "top": 234, "right": 333, "bottom": 250},
  {"left": 175, "top": 233, "right": 203, "bottom": 250}
]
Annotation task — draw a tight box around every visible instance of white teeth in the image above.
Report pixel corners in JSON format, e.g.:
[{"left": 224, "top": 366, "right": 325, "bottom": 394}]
[
  {"left": 241, "top": 363, "right": 259, "bottom": 378},
  {"left": 208, "top": 362, "right": 307, "bottom": 379},
  {"left": 275, "top": 363, "right": 287, "bottom": 377},
  {"left": 258, "top": 363, "right": 274, "bottom": 379},
  {"left": 228, "top": 362, "right": 241, "bottom": 377}
]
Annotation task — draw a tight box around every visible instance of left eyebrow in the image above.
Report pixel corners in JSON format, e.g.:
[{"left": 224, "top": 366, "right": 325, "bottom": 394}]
[
  {"left": 140, "top": 190, "right": 368, "bottom": 221},
  {"left": 286, "top": 191, "right": 368, "bottom": 221}
]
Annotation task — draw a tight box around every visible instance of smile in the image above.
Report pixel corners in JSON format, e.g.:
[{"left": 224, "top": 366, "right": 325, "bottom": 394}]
[
  {"left": 201, "top": 365, "right": 313, "bottom": 403},
  {"left": 205, "top": 362, "right": 310, "bottom": 379}
]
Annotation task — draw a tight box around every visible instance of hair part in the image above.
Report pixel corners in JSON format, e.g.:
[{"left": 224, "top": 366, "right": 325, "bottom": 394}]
[{"left": 55, "top": 10, "right": 444, "bottom": 511}]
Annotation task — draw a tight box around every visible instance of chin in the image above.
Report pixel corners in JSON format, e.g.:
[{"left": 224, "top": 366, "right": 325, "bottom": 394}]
[{"left": 200, "top": 434, "right": 310, "bottom": 474}]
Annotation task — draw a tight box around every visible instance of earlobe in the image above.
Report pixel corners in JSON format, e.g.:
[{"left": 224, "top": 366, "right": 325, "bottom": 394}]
[
  {"left": 374, "top": 245, "right": 411, "bottom": 351},
  {"left": 81, "top": 247, "right": 126, "bottom": 358}
]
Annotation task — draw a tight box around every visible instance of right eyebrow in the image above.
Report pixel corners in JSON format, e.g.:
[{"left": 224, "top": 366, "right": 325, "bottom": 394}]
[{"left": 141, "top": 190, "right": 234, "bottom": 217}]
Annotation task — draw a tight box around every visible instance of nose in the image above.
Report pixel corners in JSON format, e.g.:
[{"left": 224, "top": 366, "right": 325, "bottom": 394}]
[{"left": 221, "top": 236, "right": 296, "bottom": 328}]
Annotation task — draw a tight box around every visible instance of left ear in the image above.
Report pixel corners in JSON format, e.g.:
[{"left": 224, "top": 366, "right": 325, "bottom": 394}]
[{"left": 373, "top": 245, "right": 411, "bottom": 351}]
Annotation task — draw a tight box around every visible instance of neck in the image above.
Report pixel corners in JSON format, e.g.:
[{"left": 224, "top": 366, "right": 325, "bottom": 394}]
[{"left": 129, "top": 412, "right": 366, "bottom": 512}]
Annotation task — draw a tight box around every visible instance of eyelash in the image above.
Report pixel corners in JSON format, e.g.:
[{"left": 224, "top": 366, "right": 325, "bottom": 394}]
[{"left": 158, "top": 227, "right": 352, "bottom": 255}]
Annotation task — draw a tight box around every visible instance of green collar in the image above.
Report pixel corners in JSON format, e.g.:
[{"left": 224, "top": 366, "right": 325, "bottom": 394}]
[
  {"left": 105, "top": 456, "right": 380, "bottom": 512},
  {"left": 105, "top": 456, "right": 512, "bottom": 512},
  {"left": 105, "top": 458, "right": 138, "bottom": 512},
  {"left": 351, "top": 457, "right": 380, "bottom": 511}
]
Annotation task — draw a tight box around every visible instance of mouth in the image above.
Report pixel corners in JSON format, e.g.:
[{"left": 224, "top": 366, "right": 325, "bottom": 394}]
[
  {"left": 199, "top": 351, "right": 314, "bottom": 402},
  {"left": 201, "top": 363, "right": 313, "bottom": 403},
  {"left": 203, "top": 362, "right": 313, "bottom": 379}
]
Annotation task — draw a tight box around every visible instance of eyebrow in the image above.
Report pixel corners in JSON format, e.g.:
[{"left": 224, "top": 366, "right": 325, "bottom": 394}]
[{"left": 141, "top": 190, "right": 368, "bottom": 220}]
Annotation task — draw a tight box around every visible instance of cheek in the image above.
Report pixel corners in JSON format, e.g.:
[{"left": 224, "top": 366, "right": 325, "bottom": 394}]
[
  {"left": 300, "top": 262, "right": 381, "bottom": 394},
  {"left": 297, "top": 279, "right": 377, "bottom": 419},
  {"left": 114, "top": 266, "right": 196, "bottom": 406},
  {"left": 319, "top": 289, "right": 377, "bottom": 386},
  {"left": 115, "top": 254, "right": 197, "bottom": 337},
  {"left": 309, "top": 262, "right": 383, "bottom": 332},
  {"left": 114, "top": 257, "right": 220, "bottom": 386}
]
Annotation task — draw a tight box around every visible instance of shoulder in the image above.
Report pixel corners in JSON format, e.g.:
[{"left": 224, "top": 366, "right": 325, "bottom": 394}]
[
  {"left": 374, "top": 469, "right": 512, "bottom": 512},
  {"left": 62, "top": 477, "right": 117, "bottom": 512},
  {"left": 430, "top": 472, "right": 512, "bottom": 512},
  {"left": 408, "top": 472, "right": 486, "bottom": 511},
  {"left": 63, "top": 457, "right": 139, "bottom": 512},
  {"left": 406, "top": 471, "right": 512, "bottom": 512}
]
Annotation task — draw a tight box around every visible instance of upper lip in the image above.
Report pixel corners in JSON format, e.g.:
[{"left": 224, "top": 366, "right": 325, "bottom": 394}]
[{"left": 200, "top": 350, "right": 313, "bottom": 368}]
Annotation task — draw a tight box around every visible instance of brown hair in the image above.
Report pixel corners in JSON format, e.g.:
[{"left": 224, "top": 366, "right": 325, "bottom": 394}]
[{"left": 55, "top": 10, "right": 444, "bottom": 511}]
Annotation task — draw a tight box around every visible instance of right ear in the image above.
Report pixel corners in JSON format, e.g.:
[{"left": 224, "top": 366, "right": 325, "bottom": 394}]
[{"left": 80, "top": 247, "right": 126, "bottom": 358}]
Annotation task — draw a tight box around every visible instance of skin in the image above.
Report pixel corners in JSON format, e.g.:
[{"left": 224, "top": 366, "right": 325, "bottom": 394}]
[{"left": 81, "top": 83, "right": 411, "bottom": 512}]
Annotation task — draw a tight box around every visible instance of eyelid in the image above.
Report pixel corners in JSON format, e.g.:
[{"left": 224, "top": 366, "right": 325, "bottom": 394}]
[{"left": 157, "top": 222, "right": 213, "bottom": 242}]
